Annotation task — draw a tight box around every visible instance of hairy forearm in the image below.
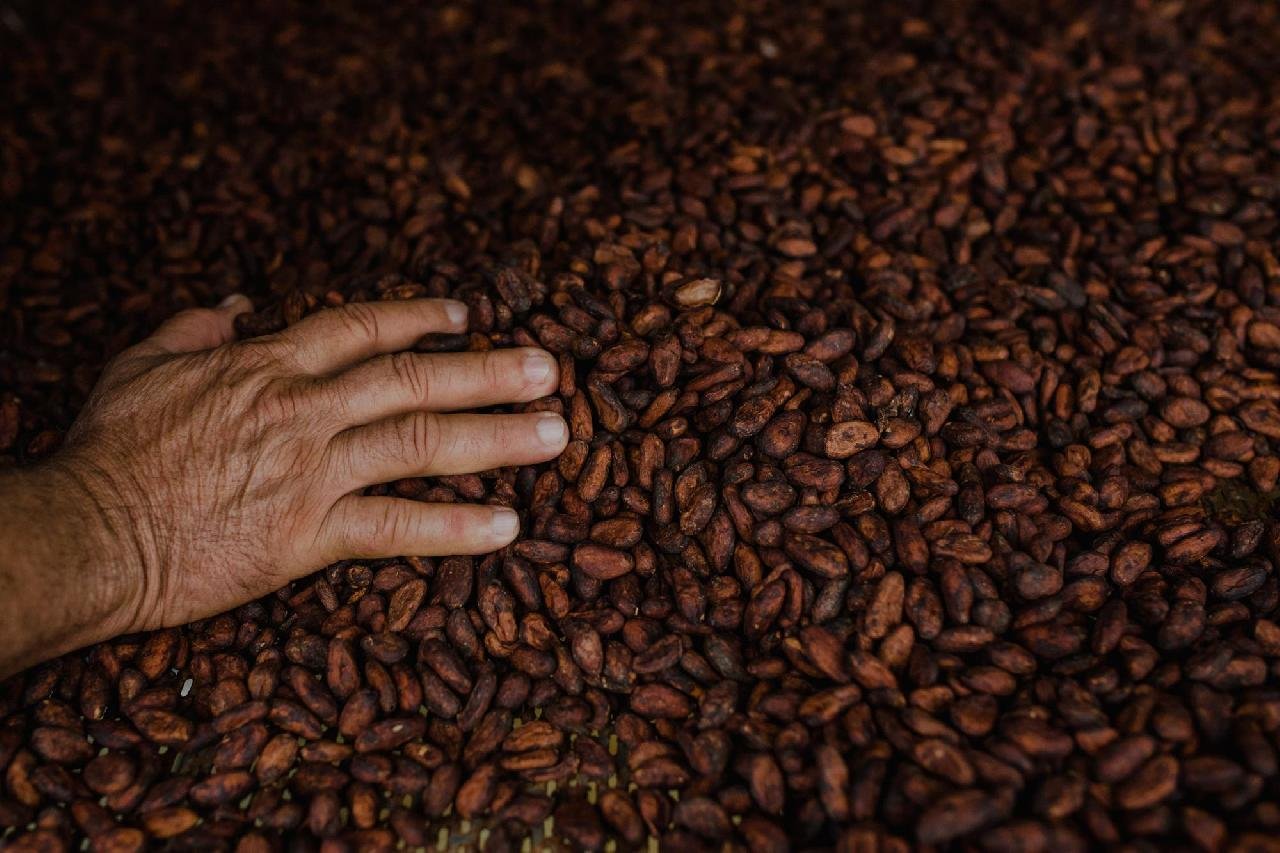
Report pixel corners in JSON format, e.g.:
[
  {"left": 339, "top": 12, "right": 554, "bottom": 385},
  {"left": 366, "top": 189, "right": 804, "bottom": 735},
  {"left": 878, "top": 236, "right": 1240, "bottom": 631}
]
[{"left": 0, "top": 463, "right": 128, "bottom": 678}]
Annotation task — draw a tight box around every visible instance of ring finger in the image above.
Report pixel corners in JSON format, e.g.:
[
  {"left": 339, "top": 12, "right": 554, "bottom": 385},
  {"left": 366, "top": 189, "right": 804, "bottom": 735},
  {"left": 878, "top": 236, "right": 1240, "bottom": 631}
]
[{"left": 318, "top": 347, "right": 558, "bottom": 427}]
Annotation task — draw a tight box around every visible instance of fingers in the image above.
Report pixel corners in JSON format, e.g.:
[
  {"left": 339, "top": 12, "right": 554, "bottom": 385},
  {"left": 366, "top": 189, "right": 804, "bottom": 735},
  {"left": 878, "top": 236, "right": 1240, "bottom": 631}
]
[
  {"left": 321, "top": 497, "right": 520, "bottom": 558},
  {"left": 332, "top": 410, "right": 568, "bottom": 486},
  {"left": 321, "top": 347, "right": 558, "bottom": 423},
  {"left": 136, "top": 294, "right": 253, "bottom": 356},
  {"left": 270, "top": 299, "right": 468, "bottom": 374}
]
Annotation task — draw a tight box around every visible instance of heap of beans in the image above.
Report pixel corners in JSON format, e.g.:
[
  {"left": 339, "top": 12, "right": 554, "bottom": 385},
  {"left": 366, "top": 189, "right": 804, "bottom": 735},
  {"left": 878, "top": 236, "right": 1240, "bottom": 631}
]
[{"left": 4, "top": 0, "right": 1280, "bottom": 849}]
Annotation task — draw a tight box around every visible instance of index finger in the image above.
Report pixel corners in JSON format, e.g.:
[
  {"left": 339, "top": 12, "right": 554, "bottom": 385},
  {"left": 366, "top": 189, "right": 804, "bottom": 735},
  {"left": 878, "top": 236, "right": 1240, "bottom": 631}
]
[{"left": 270, "top": 299, "right": 469, "bottom": 374}]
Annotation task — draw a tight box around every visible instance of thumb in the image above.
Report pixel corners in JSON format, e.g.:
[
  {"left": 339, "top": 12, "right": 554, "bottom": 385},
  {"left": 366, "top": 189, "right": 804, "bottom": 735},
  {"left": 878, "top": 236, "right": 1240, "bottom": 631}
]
[{"left": 144, "top": 294, "right": 253, "bottom": 355}]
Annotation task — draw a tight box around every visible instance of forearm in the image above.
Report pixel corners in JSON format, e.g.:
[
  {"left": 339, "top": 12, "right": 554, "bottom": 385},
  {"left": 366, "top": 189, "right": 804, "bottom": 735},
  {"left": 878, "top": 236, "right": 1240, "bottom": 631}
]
[{"left": 0, "top": 463, "right": 128, "bottom": 678}]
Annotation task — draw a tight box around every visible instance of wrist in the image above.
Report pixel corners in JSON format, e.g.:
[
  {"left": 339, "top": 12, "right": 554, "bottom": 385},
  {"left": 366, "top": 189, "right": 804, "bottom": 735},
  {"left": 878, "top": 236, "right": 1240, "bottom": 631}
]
[
  {"left": 0, "top": 458, "right": 145, "bottom": 671},
  {"left": 43, "top": 454, "right": 152, "bottom": 641}
]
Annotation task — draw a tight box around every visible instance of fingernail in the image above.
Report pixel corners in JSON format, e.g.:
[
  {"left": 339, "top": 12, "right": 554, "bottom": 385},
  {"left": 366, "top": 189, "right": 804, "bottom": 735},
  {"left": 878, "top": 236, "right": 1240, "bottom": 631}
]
[
  {"left": 491, "top": 508, "right": 519, "bottom": 539},
  {"left": 523, "top": 350, "right": 554, "bottom": 384},
  {"left": 219, "top": 293, "right": 248, "bottom": 309},
  {"left": 444, "top": 301, "right": 468, "bottom": 326},
  {"left": 536, "top": 413, "right": 567, "bottom": 447}
]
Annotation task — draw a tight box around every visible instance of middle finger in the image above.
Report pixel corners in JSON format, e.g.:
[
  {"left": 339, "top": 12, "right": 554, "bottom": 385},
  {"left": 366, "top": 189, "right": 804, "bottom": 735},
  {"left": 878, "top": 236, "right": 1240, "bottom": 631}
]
[
  {"left": 318, "top": 347, "right": 559, "bottom": 426},
  {"left": 330, "top": 410, "right": 569, "bottom": 487}
]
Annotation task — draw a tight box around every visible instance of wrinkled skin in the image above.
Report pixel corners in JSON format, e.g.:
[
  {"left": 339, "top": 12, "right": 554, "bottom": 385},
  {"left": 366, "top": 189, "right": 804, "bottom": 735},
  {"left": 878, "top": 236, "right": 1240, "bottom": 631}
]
[{"left": 0, "top": 296, "right": 566, "bottom": 676}]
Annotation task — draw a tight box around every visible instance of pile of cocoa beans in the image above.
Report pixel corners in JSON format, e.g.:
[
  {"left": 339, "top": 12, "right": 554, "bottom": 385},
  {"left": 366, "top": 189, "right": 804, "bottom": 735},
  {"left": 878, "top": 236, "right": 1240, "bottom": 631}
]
[{"left": 3, "top": 0, "right": 1280, "bottom": 849}]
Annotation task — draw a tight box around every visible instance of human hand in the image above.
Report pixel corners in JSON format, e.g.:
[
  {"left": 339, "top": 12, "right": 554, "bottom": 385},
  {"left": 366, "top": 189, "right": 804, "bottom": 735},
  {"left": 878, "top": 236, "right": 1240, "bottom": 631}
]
[{"left": 0, "top": 296, "right": 565, "bottom": 675}]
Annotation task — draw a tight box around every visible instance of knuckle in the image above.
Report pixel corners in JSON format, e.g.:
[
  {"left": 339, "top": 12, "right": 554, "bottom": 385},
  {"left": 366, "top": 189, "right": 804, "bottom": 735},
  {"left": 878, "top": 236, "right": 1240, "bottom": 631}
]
[
  {"left": 377, "top": 505, "right": 416, "bottom": 545},
  {"left": 337, "top": 303, "right": 382, "bottom": 343},
  {"left": 264, "top": 378, "right": 312, "bottom": 422},
  {"left": 372, "top": 506, "right": 397, "bottom": 540},
  {"left": 389, "top": 351, "right": 431, "bottom": 403},
  {"left": 404, "top": 411, "right": 441, "bottom": 464}
]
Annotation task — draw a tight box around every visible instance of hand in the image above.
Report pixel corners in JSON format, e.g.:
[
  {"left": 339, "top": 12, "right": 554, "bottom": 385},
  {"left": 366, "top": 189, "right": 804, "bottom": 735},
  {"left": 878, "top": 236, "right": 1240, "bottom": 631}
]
[{"left": 0, "top": 295, "right": 565, "bottom": 676}]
